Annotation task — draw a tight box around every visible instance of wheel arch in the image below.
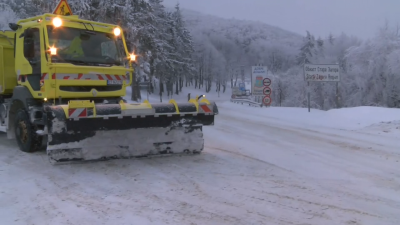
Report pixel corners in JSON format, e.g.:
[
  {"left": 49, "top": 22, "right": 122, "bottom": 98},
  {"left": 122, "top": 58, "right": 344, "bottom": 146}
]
[{"left": 7, "top": 86, "right": 34, "bottom": 139}]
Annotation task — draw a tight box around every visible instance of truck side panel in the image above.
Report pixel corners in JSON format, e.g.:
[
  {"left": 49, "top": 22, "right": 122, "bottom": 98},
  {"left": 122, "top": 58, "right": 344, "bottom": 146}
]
[{"left": 0, "top": 31, "right": 16, "bottom": 95}]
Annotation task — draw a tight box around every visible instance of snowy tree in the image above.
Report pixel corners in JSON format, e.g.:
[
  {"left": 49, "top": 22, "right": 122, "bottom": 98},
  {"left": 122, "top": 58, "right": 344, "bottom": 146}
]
[
  {"left": 297, "top": 31, "right": 315, "bottom": 65},
  {"left": 0, "top": 2, "right": 19, "bottom": 29},
  {"left": 316, "top": 36, "right": 324, "bottom": 59},
  {"left": 170, "top": 3, "right": 196, "bottom": 94},
  {"left": 345, "top": 22, "right": 400, "bottom": 107}
]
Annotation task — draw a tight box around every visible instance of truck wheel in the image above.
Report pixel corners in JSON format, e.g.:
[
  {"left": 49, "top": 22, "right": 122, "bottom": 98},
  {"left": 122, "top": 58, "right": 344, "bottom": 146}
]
[
  {"left": 14, "top": 109, "right": 42, "bottom": 153},
  {"left": 0, "top": 103, "right": 6, "bottom": 125}
]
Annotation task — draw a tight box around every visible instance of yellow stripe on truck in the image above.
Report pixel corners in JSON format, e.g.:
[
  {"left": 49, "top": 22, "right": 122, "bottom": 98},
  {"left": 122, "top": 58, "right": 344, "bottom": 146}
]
[{"left": 120, "top": 102, "right": 154, "bottom": 116}]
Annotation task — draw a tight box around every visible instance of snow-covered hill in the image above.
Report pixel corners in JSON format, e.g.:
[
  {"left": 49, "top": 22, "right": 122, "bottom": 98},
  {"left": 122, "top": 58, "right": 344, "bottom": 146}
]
[{"left": 180, "top": 8, "right": 303, "bottom": 48}]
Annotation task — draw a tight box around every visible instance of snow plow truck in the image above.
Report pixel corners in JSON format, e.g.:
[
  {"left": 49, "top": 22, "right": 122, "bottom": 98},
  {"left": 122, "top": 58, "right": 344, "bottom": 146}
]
[{"left": 0, "top": 1, "right": 218, "bottom": 164}]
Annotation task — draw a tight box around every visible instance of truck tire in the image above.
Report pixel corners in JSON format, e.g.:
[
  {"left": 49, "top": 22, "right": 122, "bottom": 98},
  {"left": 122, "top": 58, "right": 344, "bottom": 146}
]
[
  {"left": 0, "top": 103, "right": 5, "bottom": 125},
  {"left": 14, "top": 109, "right": 42, "bottom": 153}
]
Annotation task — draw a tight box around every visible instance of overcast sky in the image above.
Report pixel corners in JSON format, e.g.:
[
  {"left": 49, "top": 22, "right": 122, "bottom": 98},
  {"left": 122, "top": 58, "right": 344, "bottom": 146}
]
[{"left": 162, "top": 0, "right": 400, "bottom": 39}]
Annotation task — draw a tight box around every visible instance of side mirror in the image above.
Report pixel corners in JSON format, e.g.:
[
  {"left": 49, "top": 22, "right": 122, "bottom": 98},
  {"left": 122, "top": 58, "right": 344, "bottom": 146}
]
[{"left": 9, "top": 23, "right": 20, "bottom": 31}]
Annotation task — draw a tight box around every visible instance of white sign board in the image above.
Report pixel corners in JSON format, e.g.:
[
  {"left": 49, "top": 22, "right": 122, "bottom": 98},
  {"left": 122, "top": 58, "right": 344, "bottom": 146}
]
[
  {"left": 251, "top": 66, "right": 268, "bottom": 96},
  {"left": 304, "top": 64, "right": 340, "bottom": 82}
]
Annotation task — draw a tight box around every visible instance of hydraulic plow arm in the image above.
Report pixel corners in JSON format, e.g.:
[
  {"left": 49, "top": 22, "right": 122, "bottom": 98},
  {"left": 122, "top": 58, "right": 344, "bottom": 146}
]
[{"left": 43, "top": 97, "right": 218, "bottom": 164}]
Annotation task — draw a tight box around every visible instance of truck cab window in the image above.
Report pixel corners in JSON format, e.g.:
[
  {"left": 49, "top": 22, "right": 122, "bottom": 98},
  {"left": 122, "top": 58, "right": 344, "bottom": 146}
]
[
  {"left": 22, "top": 28, "right": 42, "bottom": 91},
  {"left": 47, "top": 26, "right": 124, "bottom": 66},
  {"left": 23, "top": 28, "right": 40, "bottom": 63}
]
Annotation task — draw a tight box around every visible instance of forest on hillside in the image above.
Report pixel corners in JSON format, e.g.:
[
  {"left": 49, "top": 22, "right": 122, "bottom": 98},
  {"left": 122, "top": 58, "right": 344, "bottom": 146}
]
[{"left": 0, "top": 0, "right": 399, "bottom": 109}]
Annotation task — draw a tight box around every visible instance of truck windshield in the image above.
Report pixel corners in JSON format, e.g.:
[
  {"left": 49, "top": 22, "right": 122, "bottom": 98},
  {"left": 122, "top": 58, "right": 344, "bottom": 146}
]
[{"left": 47, "top": 26, "right": 125, "bottom": 66}]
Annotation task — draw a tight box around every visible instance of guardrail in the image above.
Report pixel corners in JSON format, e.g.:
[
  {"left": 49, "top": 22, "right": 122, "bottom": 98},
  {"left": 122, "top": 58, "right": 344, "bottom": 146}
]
[{"left": 230, "top": 98, "right": 263, "bottom": 107}]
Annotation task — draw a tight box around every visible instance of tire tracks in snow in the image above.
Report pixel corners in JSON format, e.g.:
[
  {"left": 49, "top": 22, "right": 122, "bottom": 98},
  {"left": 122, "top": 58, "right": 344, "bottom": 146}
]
[
  {"left": 221, "top": 106, "right": 400, "bottom": 156},
  {"left": 202, "top": 145, "right": 382, "bottom": 223},
  {"left": 219, "top": 111, "right": 400, "bottom": 165},
  {"left": 205, "top": 145, "right": 294, "bottom": 173},
  {"left": 209, "top": 110, "right": 399, "bottom": 224},
  {"left": 2, "top": 114, "right": 399, "bottom": 224},
  {"left": 217, "top": 111, "right": 400, "bottom": 194}
]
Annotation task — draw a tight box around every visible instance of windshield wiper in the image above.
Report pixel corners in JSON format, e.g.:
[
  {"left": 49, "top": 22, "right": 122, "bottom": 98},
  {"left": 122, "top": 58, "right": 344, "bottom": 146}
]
[
  {"left": 62, "top": 59, "right": 122, "bottom": 67},
  {"left": 65, "top": 59, "right": 89, "bottom": 65},
  {"left": 107, "top": 60, "right": 122, "bottom": 66}
]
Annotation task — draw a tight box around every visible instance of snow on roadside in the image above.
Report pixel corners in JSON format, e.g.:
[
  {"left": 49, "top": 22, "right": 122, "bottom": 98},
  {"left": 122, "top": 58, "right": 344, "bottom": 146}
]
[
  {"left": 218, "top": 101, "right": 400, "bottom": 133},
  {"left": 360, "top": 120, "right": 400, "bottom": 137}
]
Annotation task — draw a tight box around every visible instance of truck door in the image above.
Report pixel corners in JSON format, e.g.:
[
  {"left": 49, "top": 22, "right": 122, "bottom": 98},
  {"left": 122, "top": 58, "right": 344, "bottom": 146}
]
[
  {"left": 15, "top": 27, "right": 43, "bottom": 93},
  {"left": 23, "top": 28, "right": 42, "bottom": 91}
]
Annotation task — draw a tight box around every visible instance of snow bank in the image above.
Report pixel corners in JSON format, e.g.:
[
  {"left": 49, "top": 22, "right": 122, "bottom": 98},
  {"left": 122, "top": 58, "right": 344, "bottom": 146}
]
[{"left": 218, "top": 101, "right": 400, "bottom": 132}]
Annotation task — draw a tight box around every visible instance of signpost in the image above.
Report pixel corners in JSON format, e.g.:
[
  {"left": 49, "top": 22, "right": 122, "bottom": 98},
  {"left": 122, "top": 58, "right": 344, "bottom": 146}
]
[
  {"left": 263, "top": 96, "right": 272, "bottom": 105},
  {"left": 251, "top": 66, "right": 272, "bottom": 106},
  {"left": 251, "top": 66, "right": 268, "bottom": 96},
  {"left": 303, "top": 64, "right": 340, "bottom": 112},
  {"left": 263, "top": 78, "right": 272, "bottom": 106},
  {"left": 262, "top": 76, "right": 272, "bottom": 106},
  {"left": 239, "top": 82, "right": 245, "bottom": 92},
  {"left": 263, "top": 87, "right": 271, "bottom": 96},
  {"left": 304, "top": 64, "right": 340, "bottom": 82},
  {"left": 263, "top": 78, "right": 271, "bottom": 87}
]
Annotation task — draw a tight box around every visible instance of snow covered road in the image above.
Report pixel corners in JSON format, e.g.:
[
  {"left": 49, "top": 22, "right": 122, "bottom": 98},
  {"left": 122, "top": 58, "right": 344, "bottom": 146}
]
[{"left": 1, "top": 101, "right": 400, "bottom": 225}]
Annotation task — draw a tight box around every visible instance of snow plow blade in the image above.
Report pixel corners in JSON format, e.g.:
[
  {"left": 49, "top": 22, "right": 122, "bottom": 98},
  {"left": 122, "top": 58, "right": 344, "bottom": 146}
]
[{"left": 44, "top": 97, "right": 218, "bottom": 164}]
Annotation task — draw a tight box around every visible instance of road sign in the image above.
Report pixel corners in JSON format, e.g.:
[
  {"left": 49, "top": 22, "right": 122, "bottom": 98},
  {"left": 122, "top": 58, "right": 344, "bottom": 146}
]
[
  {"left": 263, "top": 96, "right": 271, "bottom": 106},
  {"left": 263, "top": 87, "right": 271, "bottom": 96},
  {"left": 263, "top": 78, "right": 271, "bottom": 86},
  {"left": 304, "top": 64, "right": 340, "bottom": 82},
  {"left": 238, "top": 83, "right": 245, "bottom": 91},
  {"left": 251, "top": 66, "right": 268, "bottom": 96},
  {"left": 53, "top": 0, "right": 73, "bottom": 16}
]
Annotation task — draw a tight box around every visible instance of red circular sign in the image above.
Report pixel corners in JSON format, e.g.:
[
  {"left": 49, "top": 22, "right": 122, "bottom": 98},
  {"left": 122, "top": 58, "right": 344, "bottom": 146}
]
[
  {"left": 263, "top": 78, "right": 271, "bottom": 86},
  {"left": 263, "top": 87, "right": 271, "bottom": 96},
  {"left": 263, "top": 96, "right": 271, "bottom": 106}
]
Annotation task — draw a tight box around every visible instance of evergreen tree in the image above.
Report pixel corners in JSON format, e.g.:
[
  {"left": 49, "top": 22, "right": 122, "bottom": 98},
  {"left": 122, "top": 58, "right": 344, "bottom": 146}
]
[
  {"left": 316, "top": 36, "right": 324, "bottom": 59},
  {"left": 170, "top": 3, "right": 195, "bottom": 94},
  {"left": 297, "top": 31, "right": 315, "bottom": 65},
  {"left": 1, "top": 0, "right": 43, "bottom": 18}
]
